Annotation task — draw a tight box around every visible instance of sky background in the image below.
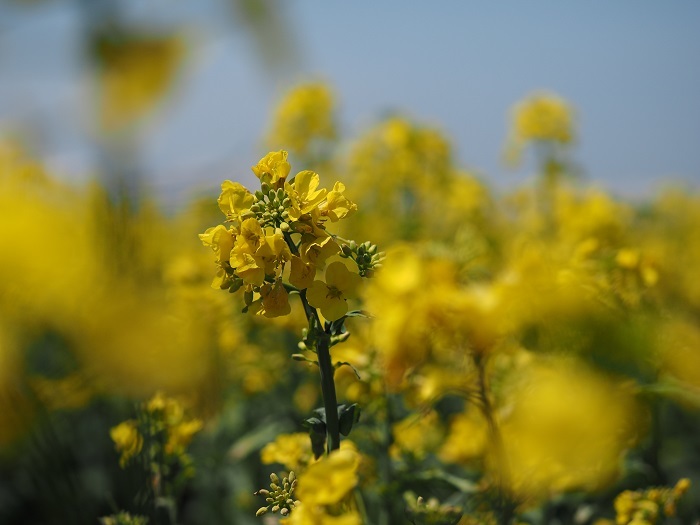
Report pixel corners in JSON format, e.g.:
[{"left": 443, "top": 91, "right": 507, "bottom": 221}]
[{"left": 0, "top": 0, "right": 699, "bottom": 205}]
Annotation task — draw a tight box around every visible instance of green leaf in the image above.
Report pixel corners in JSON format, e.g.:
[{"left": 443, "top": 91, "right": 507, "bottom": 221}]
[
  {"left": 309, "top": 429, "right": 326, "bottom": 459},
  {"left": 334, "top": 361, "right": 361, "bottom": 380},
  {"left": 344, "top": 309, "right": 372, "bottom": 319},
  {"left": 338, "top": 403, "right": 361, "bottom": 437}
]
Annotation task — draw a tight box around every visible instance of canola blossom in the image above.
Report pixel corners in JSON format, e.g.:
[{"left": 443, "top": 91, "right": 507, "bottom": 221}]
[{"left": 1, "top": 79, "right": 699, "bottom": 525}]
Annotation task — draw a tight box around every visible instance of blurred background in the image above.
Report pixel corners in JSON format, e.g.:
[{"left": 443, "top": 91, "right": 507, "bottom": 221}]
[
  {"left": 0, "top": 0, "right": 698, "bottom": 205},
  {"left": 1, "top": 2, "right": 700, "bottom": 525}
]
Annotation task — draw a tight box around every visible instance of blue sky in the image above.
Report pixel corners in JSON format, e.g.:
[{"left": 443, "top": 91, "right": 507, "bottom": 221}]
[{"left": 0, "top": 1, "right": 698, "bottom": 204}]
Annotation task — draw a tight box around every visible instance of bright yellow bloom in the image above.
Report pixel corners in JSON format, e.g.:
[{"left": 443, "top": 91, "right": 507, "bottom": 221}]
[
  {"left": 252, "top": 150, "right": 291, "bottom": 186},
  {"left": 217, "top": 180, "right": 254, "bottom": 222},
  {"left": 306, "top": 262, "right": 362, "bottom": 321},
  {"left": 285, "top": 170, "right": 327, "bottom": 221},
  {"left": 257, "top": 233, "right": 292, "bottom": 276},
  {"left": 289, "top": 255, "right": 316, "bottom": 290},
  {"left": 110, "top": 420, "right": 143, "bottom": 467},
  {"left": 300, "top": 235, "right": 339, "bottom": 268},
  {"left": 230, "top": 219, "right": 266, "bottom": 284},
  {"left": 259, "top": 279, "right": 292, "bottom": 318},
  {"left": 319, "top": 182, "right": 357, "bottom": 222},
  {"left": 198, "top": 224, "right": 234, "bottom": 264},
  {"left": 296, "top": 448, "right": 359, "bottom": 506},
  {"left": 281, "top": 503, "right": 361, "bottom": 525}
]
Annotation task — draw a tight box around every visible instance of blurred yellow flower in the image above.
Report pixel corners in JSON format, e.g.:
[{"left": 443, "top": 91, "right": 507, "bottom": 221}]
[
  {"left": 268, "top": 83, "right": 336, "bottom": 155},
  {"left": 296, "top": 448, "right": 359, "bottom": 506},
  {"left": 504, "top": 91, "right": 575, "bottom": 166},
  {"left": 261, "top": 432, "right": 313, "bottom": 472},
  {"left": 110, "top": 420, "right": 143, "bottom": 468}
]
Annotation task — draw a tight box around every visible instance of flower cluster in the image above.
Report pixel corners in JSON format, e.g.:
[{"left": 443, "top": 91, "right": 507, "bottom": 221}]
[
  {"left": 605, "top": 478, "right": 691, "bottom": 525},
  {"left": 110, "top": 392, "right": 202, "bottom": 472},
  {"left": 200, "top": 150, "right": 382, "bottom": 321},
  {"left": 281, "top": 448, "right": 362, "bottom": 525}
]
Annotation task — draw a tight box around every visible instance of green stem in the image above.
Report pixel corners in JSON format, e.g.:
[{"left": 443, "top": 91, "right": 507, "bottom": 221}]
[
  {"left": 282, "top": 231, "right": 340, "bottom": 454},
  {"left": 316, "top": 330, "right": 341, "bottom": 453}
]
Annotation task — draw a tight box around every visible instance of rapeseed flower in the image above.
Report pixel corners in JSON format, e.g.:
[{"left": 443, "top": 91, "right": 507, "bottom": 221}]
[{"left": 306, "top": 262, "right": 362, "bottom": 321}]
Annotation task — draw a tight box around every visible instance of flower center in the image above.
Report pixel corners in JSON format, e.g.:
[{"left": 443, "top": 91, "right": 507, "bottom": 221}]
[{"left": 326, "top": 285, "right": 342, "bottom": 300}]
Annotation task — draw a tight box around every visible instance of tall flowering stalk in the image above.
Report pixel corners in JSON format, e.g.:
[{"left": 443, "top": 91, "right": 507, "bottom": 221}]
[{"left": 200, "top": 150, "right": 383, "bottom": 458}]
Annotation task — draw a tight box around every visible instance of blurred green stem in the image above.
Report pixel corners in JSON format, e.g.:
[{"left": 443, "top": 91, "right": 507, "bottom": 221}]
[{"left": 475, "top": 355, "right": 513, "bottom": 525}]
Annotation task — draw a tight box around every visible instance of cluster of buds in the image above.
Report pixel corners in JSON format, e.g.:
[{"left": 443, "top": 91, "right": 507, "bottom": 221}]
[
  {"left": 613, "top": 478, "right": 691, "bottom": 525},
  {"left": 255, "top": 471, "right": 300, "bottom": 517},
  {"left": 250, "top": 182, "right": 292, "bottom": 229},
  {"left": 405, "top": 495, "right": 463, "bottom": 525},
  {"left": 340, "top": 240, "right": 385, "bottom": 277}
]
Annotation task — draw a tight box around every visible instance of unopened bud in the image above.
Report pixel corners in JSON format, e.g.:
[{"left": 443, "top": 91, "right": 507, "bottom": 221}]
[
  {"left": 280, "top": 508, "right": 289, "bottom": 516},
  {"left": 256, "top": 507, "right": 268, "bottom": 517},
  {"left": 280, "top": 222, "right": 290, "bottom": 232}
]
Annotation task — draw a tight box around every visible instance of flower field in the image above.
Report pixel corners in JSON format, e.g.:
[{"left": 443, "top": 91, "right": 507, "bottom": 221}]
[
  {"left": 1, "top": 83, "right": 699, "bottom": 524},
  {"left": 0, "top": 4, "right": 699, "bottom": 525}
]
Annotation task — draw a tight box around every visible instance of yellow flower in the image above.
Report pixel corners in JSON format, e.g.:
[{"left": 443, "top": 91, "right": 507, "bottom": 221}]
[
  {"left": 252, "top": 150, "right": 291, "bottom": 186},
  {"left": 306, "top": 262, "right": 362, "bottom": 321},
  {"left": 513, "top": 92, "right": 574, "bottom": 144},
  {"left": 259, "top": 279, "right": 291, "bottom": 318},
  {"left": 166, "top": 418, "right": 203, "bottom": 454},
  {"left": 256, "top": 233, "right": 292, "bottom": 277},
  {"left": 296, "top": 448, "right": 359, "bottom": 506},
  {"left": 267, "top": 82, "right": 336, "bottom": 155},
  {"left": 319, "top": 182, "right": 357, "bottom": 222},
  {"left": 289, "top": 255, "right": 316, "bottom": 290},
  {"left": 261, "top": 432, "right": 313, "bottom": 472},
  {"left": 285, "top": 170, "right": 327, "bottom": 221},
  {"left": 281, "top": 503, "right": 361, "bottom": 525},
  {"left": 230, "top": 219, "right": 266, "bottom": 285},
  {"left": 198, "top": 224, "right": 234, "bottom": 264},
  {"left": 300, "top": 235, "right": 339, "bottom": 268},
  {"left": 110, "top": 420, "right": 143, "bottom": 467},
  {"left": 217, "top": 180, "right": 254, "bottom": 222}
]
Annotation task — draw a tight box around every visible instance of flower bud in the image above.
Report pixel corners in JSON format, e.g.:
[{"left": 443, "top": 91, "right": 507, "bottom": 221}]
[{"left": 256, "top": 507, "right": 268, "bottom": 517}]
